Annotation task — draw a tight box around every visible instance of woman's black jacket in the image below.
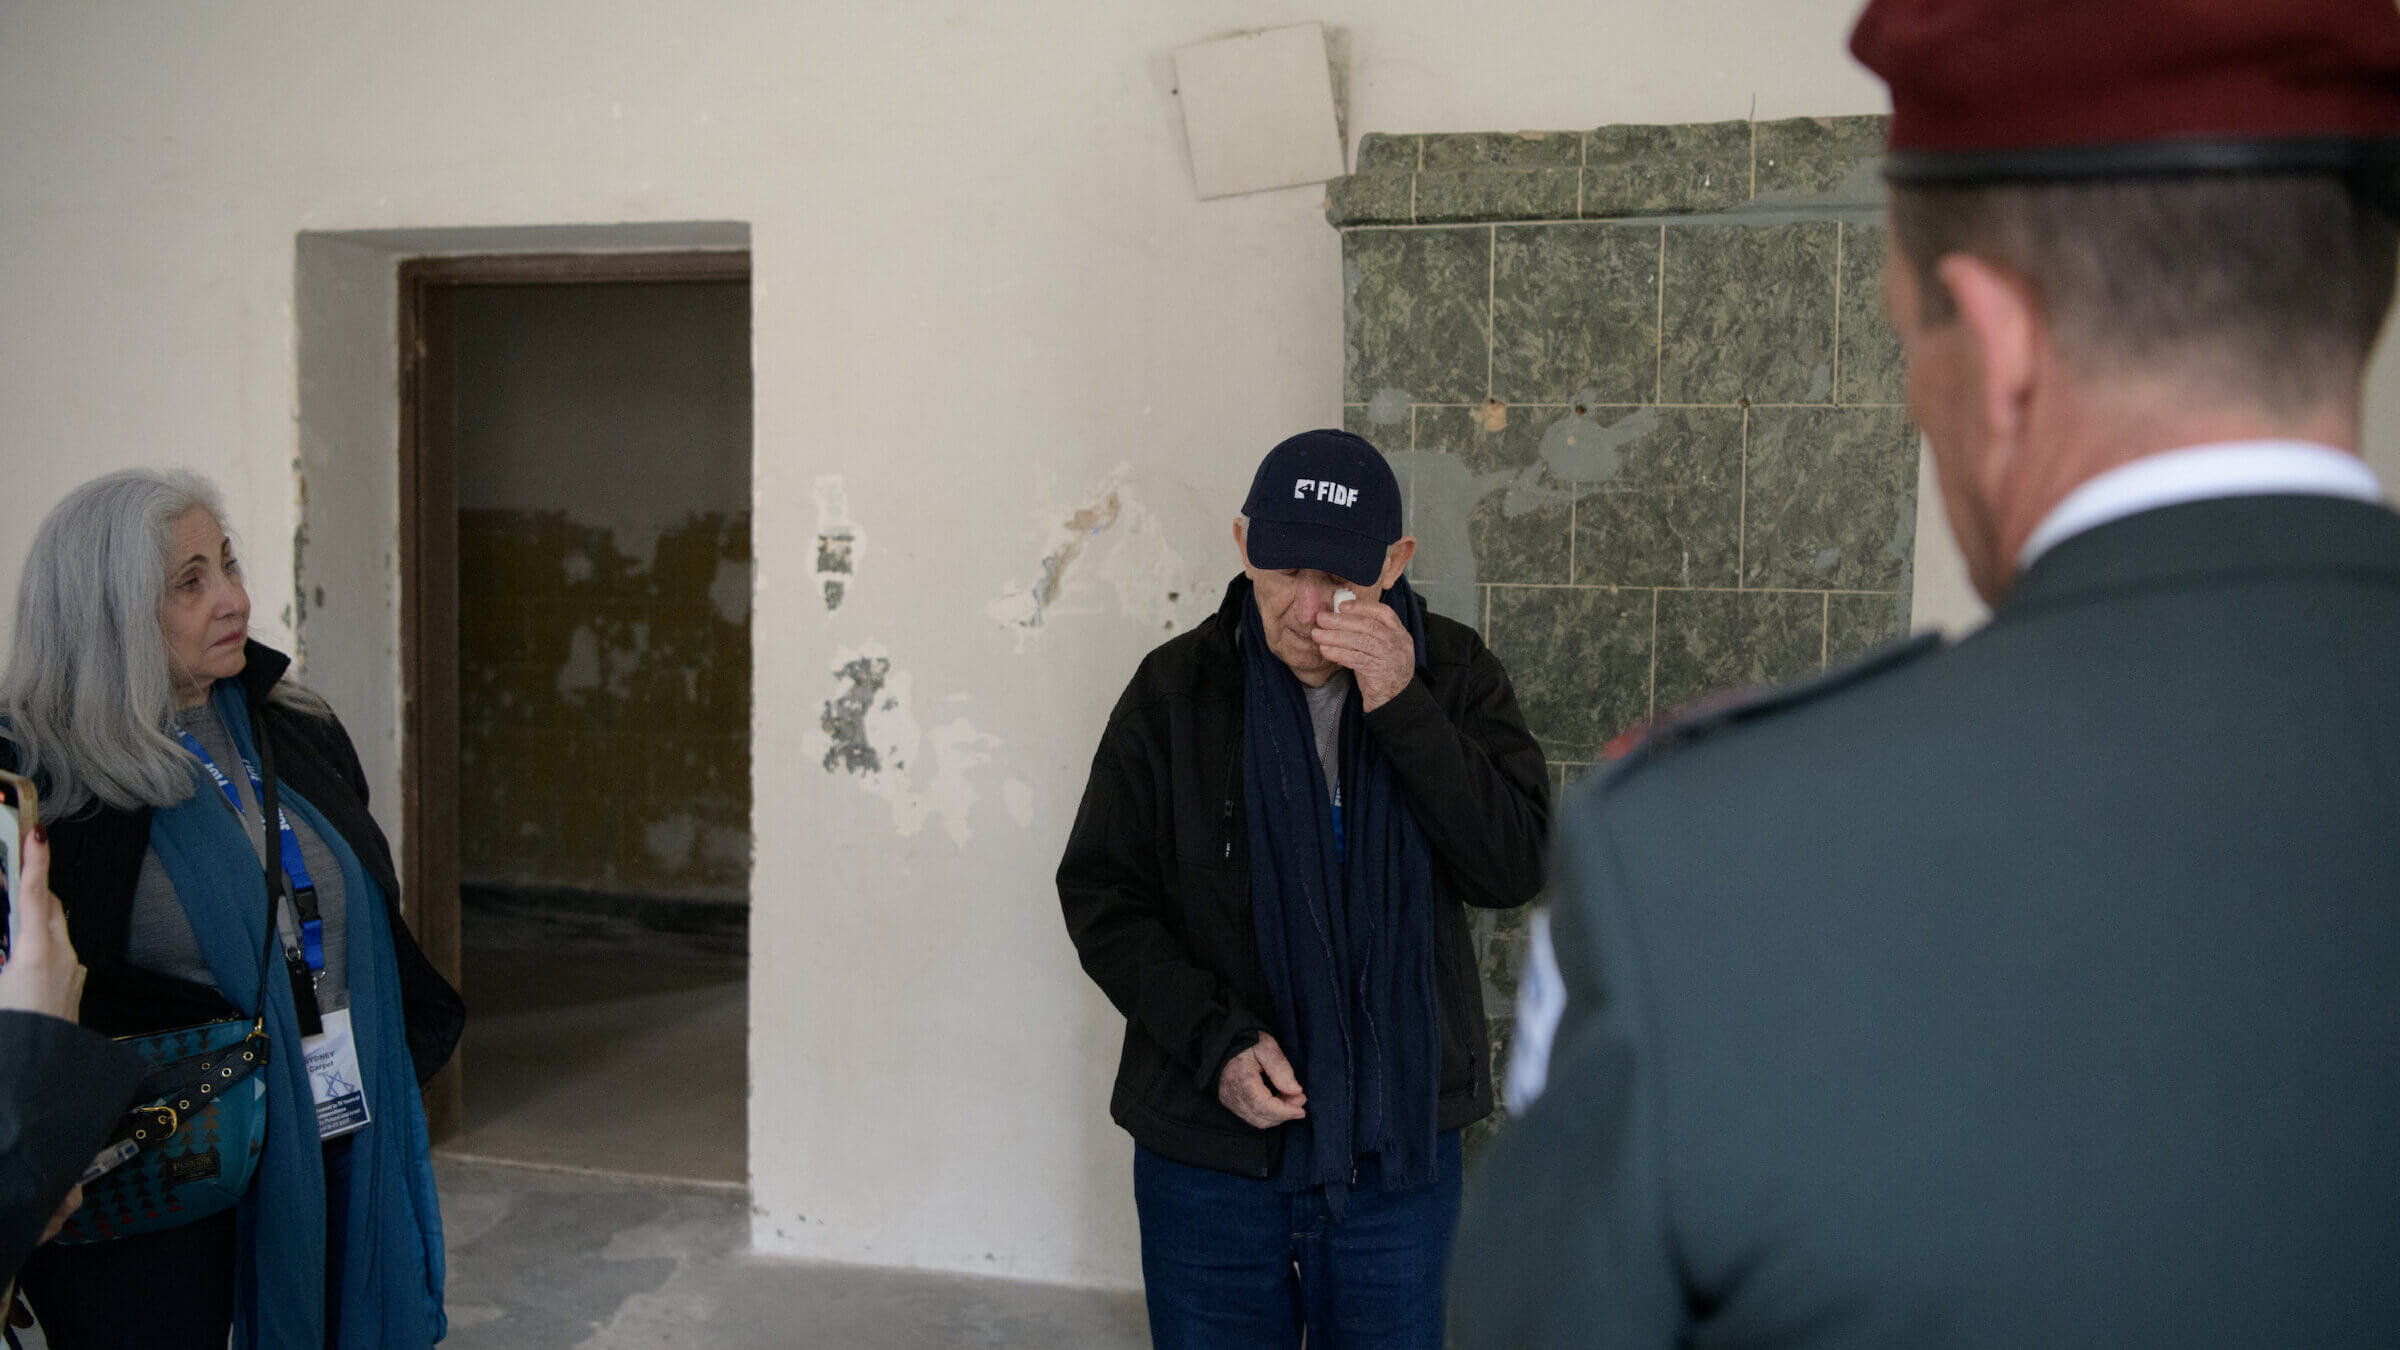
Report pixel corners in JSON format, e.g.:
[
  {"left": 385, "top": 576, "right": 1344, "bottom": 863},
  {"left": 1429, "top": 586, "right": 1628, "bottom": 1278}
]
[
  {"left": 7, "top": 642, "right": 464, "bottom": 1086},
  {"left": 1056, "top": 577, "right": 1550, "bottom": 1179}
]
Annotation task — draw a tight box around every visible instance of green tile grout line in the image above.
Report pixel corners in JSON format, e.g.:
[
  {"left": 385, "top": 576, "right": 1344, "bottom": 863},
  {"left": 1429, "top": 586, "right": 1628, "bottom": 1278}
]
[
  {"left": 1486, "top": 225, "right": 1498, "bottom": 400},
  {"left": 1737, "top": 404, "right": 1750, "bottom": 588},
  {"left": 1653, "top": 224, "right": 1668, "bottom": 404},
  {"left": 1646, "top": 587, "right": 1661, "bottom": 718},
  {"left": 1832, "top": 221, "right": 1846, "bottom": 405}
]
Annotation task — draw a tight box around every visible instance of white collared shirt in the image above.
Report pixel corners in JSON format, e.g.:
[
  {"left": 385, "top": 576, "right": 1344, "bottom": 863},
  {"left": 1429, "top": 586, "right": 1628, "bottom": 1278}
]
[{"left": 2018, "top": 439, "right": 2386, "bottom": 571}]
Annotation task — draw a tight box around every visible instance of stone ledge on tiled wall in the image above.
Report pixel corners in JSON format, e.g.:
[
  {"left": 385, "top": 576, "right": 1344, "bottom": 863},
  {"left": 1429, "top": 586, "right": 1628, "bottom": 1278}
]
[{"left": 1327, "top": 115, "right": 1888, "bottom": 227}]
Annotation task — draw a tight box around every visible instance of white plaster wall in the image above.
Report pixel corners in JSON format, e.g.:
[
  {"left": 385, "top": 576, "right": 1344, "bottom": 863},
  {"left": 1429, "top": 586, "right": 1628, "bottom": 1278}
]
[{"left": 14, "top": 0, "right": 2383, "bottom": 1292}]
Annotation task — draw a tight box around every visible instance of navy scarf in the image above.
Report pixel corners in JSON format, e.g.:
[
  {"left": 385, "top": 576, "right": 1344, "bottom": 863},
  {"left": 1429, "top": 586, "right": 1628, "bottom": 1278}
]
[{"left": 1240, "top": 576, "right": 1440, "bottom": 1212}]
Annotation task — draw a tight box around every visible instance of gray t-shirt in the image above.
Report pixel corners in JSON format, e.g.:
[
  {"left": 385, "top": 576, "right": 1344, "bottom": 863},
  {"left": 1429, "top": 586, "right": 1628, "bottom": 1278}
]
[
  {"left": 1305, "top": 670, "right": 1352, "bottom": 803},
  {"left": 125, "top": 701, "right": 351, "bottom": 1013}
]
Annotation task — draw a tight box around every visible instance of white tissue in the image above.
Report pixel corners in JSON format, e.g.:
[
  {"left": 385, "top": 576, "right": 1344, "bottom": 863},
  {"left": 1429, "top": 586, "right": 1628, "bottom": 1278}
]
[{"left": 1333, "top": 588, "right": 1356, "bottom": 614}]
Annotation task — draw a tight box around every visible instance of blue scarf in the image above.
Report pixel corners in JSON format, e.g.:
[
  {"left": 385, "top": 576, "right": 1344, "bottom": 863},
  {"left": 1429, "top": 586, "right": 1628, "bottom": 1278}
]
[
  {"left": 144, "top": 681, "right": 447, "bottom": 1348},
  {"left": 1240, "top": 576, "right": 1441, "bottom": 1214}
]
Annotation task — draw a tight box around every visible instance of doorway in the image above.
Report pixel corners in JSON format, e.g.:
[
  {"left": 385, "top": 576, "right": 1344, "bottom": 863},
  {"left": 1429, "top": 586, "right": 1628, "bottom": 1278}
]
[{"left": 400, "top": 251, "right": 753, "bottom": 1185}]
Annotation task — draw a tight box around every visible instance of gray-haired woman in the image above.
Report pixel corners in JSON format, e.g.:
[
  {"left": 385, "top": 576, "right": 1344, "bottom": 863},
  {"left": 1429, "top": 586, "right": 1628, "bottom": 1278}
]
[{"left": 2, "top": 470, "right": 462, "bottom": 1349}]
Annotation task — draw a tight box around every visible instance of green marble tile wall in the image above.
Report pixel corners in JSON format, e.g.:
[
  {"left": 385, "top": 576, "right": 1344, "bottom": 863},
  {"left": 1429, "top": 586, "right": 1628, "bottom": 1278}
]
[
  {"left": 1333, "top": 115, "right": 1915, "bottom": 1155},
  {"left": 457, "top": 510, "right": 754, "bottom": 902}
]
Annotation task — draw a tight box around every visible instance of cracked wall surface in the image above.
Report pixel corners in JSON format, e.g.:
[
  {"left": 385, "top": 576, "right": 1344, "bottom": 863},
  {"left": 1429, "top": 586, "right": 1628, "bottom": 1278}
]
[{"left": 1330, "top": 114, "right": 1916, "bottom": 1158}]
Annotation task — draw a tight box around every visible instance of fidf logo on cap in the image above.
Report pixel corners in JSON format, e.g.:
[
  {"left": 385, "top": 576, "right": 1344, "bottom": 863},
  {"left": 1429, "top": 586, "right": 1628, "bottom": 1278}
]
[{"left": 1241, "top": 429, "right": 1404, "bottom": 585}]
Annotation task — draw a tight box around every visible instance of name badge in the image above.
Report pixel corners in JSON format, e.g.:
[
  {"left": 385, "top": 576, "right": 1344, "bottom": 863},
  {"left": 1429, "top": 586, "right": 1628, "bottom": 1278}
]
[{"left": 304, "top": 1008, "right": 372, "bottom": 1141}]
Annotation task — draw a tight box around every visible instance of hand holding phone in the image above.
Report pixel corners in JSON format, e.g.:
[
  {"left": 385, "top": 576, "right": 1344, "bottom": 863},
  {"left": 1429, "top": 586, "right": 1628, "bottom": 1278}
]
[{"left": 0, "top": 827, "right": 87, "bottom": 1023}]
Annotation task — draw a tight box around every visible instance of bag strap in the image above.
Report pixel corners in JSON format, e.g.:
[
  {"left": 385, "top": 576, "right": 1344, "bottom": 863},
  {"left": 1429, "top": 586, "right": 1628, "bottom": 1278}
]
[
  {"left": 248, "top": 691, "right": 321, "bottom": 1035},
  {"left": 107, "top": 1023, "right": 272, "bottom": 1154}
]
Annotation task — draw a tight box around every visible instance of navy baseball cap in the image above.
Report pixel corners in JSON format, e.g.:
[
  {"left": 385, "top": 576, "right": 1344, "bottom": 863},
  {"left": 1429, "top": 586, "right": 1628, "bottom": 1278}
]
[{"left": 1240, "top": 429, "right": 1404, "bottom": 586}]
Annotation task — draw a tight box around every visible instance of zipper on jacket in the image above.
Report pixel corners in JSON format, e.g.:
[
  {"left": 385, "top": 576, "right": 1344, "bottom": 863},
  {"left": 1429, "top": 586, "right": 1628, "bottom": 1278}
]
[{"left": 1216, "top": 736, "right": 1241, "bottom": 863}]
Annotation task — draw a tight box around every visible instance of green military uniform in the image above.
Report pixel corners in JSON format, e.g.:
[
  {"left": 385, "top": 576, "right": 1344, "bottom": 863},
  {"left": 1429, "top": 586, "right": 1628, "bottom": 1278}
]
[{"left": 1450, "top": 492, "right": 2400, "bottom": 1346}]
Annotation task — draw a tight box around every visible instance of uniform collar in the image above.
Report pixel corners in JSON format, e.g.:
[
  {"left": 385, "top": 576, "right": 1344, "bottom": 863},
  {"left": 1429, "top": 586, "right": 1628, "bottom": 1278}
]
[
  {"left": 2018, "top": 440, "right": 2384, "bottom": 571},
  {"left": 2009, "top": 490, "right": 2400, "bottom": 617}
]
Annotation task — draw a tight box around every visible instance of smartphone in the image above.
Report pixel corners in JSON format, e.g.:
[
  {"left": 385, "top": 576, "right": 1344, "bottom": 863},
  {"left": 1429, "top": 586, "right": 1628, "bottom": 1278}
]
[{"left": 0, "top": 769, "right": 37, "bottom": 961}]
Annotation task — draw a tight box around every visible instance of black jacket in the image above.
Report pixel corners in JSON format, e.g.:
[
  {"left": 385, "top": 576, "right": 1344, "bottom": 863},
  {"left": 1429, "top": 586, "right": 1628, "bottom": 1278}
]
[
  {"left": 7, "top": 642, "right": 463, "bottom": 1087},
  {"left": 1058, "top": 577, "right": 1548, "bottom": 1178},
  {"left": 0, "top": 1012, "right": 143, "bottom": 1282}
]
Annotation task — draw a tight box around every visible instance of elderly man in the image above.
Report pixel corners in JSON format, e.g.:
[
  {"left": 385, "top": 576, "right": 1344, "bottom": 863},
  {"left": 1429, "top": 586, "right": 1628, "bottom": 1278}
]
[
  {"left": 1449, "top": 0, "right": 2400, "bottom": 1346},
  {"left": 1059, "top": 428, "right": 1548, "bottom": 1349}
]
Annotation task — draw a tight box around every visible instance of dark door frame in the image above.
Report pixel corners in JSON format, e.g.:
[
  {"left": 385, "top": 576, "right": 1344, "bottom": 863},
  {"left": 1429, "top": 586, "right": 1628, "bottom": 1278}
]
[{"left": 396, "top": 249, "right": 754, "bottom": 1139}]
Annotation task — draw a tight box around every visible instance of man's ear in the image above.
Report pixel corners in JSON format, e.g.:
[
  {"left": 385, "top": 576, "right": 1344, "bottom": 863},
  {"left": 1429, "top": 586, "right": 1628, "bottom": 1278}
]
[
  {"left": 1376, "top": 537, "right": 1417, "bottom": 589},
  {"left": 1232, "top": 519, "right": 1250, "bottom": 568},
  {"left": 1938, "top": 253, "right": 2042, "bottom": 491}
]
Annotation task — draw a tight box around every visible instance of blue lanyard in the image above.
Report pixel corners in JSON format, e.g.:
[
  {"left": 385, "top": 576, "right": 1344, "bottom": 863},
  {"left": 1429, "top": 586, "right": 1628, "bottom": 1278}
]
[{"left": 177, "top": 729, "right": 324, "bottom": 975}]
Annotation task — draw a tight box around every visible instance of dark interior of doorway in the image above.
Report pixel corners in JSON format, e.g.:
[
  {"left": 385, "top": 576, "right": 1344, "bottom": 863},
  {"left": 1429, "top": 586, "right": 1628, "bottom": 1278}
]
[{"left": 400, "top": 252, "right": 752, "bottom": 1185}]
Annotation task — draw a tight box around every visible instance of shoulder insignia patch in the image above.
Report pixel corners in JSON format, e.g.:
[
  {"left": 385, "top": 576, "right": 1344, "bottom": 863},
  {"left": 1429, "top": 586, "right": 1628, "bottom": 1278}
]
[{"left": 1596, "top": 631, "right": 1942, "bottom": 788}]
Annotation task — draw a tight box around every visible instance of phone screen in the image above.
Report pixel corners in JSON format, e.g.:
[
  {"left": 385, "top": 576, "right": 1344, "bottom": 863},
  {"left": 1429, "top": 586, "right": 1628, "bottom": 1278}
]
[
  {"left": 0, "top": 797, "right": 18, "bottom": 961},
  {"left": 0, "top": 771, "right": 31, "bottom": 962}
]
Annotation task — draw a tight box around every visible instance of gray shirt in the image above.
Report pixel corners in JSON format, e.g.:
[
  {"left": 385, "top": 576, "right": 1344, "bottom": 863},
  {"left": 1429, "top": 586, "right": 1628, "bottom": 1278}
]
[
  {"left": 1305, "top": 670, "right": 1352, "bottom": 802},
  {"left": 125, "top": 701, "right": 350, "bottom": 1013}
]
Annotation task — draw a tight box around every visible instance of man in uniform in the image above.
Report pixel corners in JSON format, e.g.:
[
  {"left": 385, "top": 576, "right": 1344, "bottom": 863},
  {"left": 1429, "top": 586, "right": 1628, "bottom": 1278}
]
[
  {"left": 1449, "top": 0, "right": 2400, "bottom": 1345},
  {"left": 1059, "top": 429, "right": 1548, "bottom": 1349}
]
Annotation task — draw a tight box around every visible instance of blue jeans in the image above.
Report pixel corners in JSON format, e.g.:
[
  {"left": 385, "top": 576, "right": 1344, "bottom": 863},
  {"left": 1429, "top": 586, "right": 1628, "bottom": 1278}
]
[{"left": 1134, "top": 1131, "right": 1463, "bottom": 1350}]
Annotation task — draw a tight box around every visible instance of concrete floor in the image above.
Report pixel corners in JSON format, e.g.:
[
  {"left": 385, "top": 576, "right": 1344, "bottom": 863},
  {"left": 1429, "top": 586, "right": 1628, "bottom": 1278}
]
[
  {"left": 438, "top": 1159, "right": 1148, "bottom": 1350},
  {"left": 448, "top": 924, "right": 748, "bottom": 1184},
  {"left": 434, "top": 917, "right": 1147, "bottom": 1348}
]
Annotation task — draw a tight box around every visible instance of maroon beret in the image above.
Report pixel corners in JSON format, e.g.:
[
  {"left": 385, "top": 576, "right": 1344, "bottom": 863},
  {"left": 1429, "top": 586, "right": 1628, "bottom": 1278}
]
[{"left": 1850, "top": 0, "right": 2400, "bottom": 184}]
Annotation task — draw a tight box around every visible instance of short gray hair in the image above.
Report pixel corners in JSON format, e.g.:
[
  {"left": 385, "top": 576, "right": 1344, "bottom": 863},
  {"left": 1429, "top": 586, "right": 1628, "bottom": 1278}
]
[
  {"left": 1888, "top": 173, "right": 2397, "bottom": 416},
  {"left": 1, "top": 469, "right": 230, "bottom": 817}
]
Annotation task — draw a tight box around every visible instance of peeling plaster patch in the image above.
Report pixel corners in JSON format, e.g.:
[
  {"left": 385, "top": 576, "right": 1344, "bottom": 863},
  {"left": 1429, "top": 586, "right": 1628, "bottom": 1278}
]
[
  {"left": 906, "top": 718, "right": 1002, "bottom": 846},
  {"left": 814, "top": 477, "right": 860, "bottom": 611},
  {"left": 819, "top": 654, "right": 891, "bottom": 774},
  {"left": 291, "top": 510, "right": 313, "bottom": 633},
  {"left": 612, "top": 521, "right": 669, "bottom": 575},
  {"left": 1539, "top": 400, "right": 1657, "bottom": 484},
  {"left": 1392, "top": 403, "right": 1682, "bottom": 596},
  {"left": 698, "top": 825, "right": 749, "bottom": 872},
  {"left": 1003, "top": 778, "right": 1034, "bottom": 828},
  {"left": 558, "top": 627, "right": 603, "bottom": 694},
  {"left": 802, "top": 646, "right": 999, "bottom": 845},
  {"left": 708, "top": 555, "right": 751, "bottom": 625},
  {"left": 643, "top": 813, "right": 699, "bottom": 869},
  {"left": 985, "top": 474, "right": 1197, "bottom": 649},
  {"left": 1002, "top": 492, "right": 1120, "bottom": 633},
  {"left": 1366, "top": 387, "right": 1412, "bottom": 427},
  {"left": 1884, "top": 494, "right": 1917, "bottom": 564}
]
